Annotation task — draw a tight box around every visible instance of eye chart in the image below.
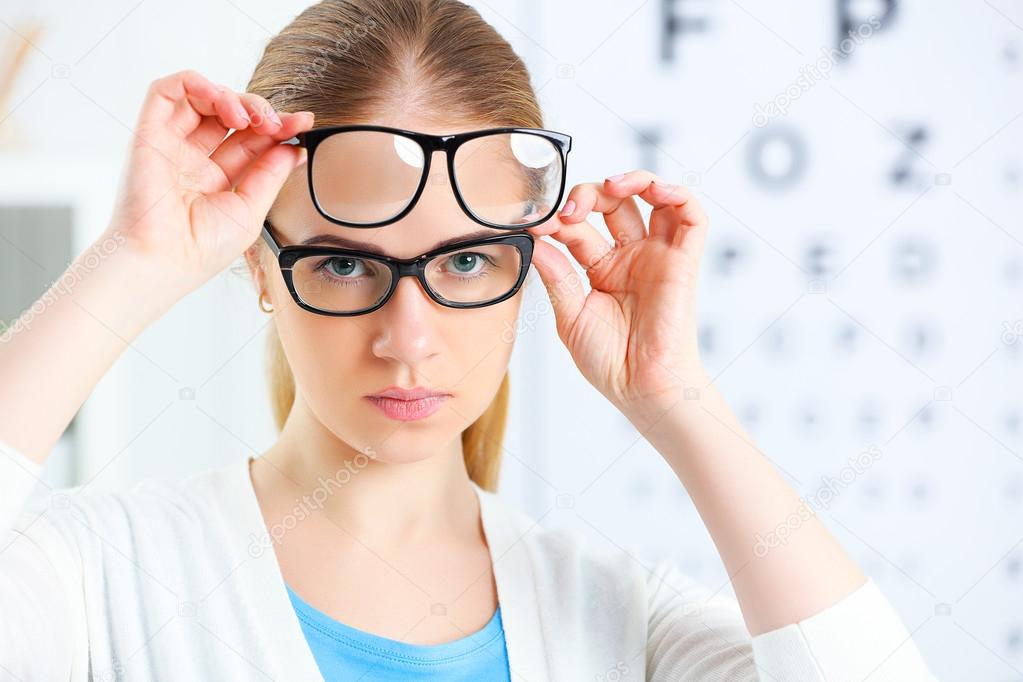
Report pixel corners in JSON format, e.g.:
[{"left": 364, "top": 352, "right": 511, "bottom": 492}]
[{"left": 496, "top": 2, "right": 1023, "bottom": 679}]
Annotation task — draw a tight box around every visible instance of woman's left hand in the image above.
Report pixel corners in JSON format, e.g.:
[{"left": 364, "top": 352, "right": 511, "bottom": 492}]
[{"left": 526, "top": 169, "right": 710, "bottom": 426}]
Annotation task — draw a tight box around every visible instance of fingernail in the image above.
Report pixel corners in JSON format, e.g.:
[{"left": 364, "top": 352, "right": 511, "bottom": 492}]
[
  {"left": 560, "top": 199, "right": 576, "bottom": 216},
  {"left": 606, "top": 173, "right": 625, "bottom": 183},
  {"left": 268, "top": 109, "right": 282, "bottom": 125},
  {"left": 237, "top": 105, "right": 251, "bottom": 123}
]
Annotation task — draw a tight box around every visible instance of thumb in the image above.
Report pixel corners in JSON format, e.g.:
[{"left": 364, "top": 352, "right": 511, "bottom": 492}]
[
  {"left": 530, "top": 237, "right": 586, "bottom": 343},
  {"left": 234, "top": 143, "right": 305, "bottom": 222}
]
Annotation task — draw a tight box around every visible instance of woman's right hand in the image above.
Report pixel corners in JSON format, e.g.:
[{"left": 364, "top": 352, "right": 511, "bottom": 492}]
[
  {"left": 104, "top": 69, "right": 313, "bottom": 295},
  {"left": 0, "top": 70, "right": 314, "bottom": 465}
]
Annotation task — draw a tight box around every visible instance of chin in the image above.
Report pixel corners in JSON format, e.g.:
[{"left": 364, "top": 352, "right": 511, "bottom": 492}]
[
  {"left": 348, "top": 400, "right": 465, "bottom": 461},
  {"left": 357, "top": 431, "right": 456, "bottom": 465}
]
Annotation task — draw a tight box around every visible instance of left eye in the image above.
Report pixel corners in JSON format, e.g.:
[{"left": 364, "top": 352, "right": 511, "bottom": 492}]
[{"left": 444, "top": 252, "right": 489, "bottom": 276}]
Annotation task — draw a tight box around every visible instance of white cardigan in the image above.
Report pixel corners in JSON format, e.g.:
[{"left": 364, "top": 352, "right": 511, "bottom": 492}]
[{"left": 0, "top": 442, "right": 936, "bottom": 681}]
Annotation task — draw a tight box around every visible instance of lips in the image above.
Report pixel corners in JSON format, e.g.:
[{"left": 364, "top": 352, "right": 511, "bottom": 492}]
[
  {"left": 368, "top": 386, "right": 450, "bottom": 401},
  {"left": 364, "top": 386, "right": 452, "bottom": 422}
]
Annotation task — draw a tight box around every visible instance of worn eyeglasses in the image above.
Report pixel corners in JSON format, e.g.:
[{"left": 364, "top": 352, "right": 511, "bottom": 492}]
[
  {"left": 260, "top": 220, "right": 535, "bottom": 316},
  {"left": 281, "top": 124, "right": 572, "bottom": 230}
]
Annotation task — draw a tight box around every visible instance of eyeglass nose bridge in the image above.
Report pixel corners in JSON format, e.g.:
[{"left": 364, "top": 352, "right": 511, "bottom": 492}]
[
  {"left": 379, "top": 256, "right": 442, "bottom": 308},
  {"left": 418, "top": 132, "right": 461, "bottom": 153}
]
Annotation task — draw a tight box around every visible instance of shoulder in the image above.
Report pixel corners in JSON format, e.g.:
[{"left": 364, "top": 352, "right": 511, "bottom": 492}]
[
  {"left": 476, "top": 484, "right": 743, "bottom": 616},
  {"left": 474, "top": 484, "right": 746, "bottom": 672},
  {"left": 475, "top": 484, "right": 673, "bottom": 611},
  {"left": 16, "top": 457, "right": 248, "bottom": 554}
]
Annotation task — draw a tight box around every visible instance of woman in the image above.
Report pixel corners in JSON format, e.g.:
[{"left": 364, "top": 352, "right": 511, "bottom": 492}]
[{"left": 0, "top": 1, "right": 936, "bottom": 680}]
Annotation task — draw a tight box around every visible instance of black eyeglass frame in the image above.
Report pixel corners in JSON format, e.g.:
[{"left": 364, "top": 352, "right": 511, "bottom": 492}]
[
  {"left": 280, "top": 124, "right": 573, "bottom": 230},
  {"left": 260, "top": 220, "right": 535, "bottom": 317}
]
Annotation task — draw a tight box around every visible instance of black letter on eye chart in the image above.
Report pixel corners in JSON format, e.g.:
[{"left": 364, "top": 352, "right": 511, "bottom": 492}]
[
  {"left": 890, "top": 125, "right": 930, "bottom": 189},
  {"left": 837, "top": 0, "right": 898, "bottom": 60},
  {"left": 746, "top": 126, "right": 807, "bottom": 191},
  {"left": 661, "top": 0, "right": 711, "bottom": 65},
  {"left": 892, "top": 238, "right": 936, "bottom": 283},
  {"left": 634, "top": 127, "right": 664, "bottom": 177},
  {"left": 805, "top": 240, "right": 834, "bottom": 278}
]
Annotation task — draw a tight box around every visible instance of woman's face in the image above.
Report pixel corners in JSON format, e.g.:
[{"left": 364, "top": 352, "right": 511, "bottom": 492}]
[{"left": 256, "top": 118, "right": 526, "bottom": 464}]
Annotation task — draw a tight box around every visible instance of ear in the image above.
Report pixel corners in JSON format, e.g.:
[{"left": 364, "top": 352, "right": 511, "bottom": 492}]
[{"left": 243, "top": 243, "right": 268, "bottom": 295}]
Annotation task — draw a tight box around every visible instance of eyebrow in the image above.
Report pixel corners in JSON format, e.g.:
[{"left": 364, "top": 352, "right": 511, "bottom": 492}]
[{"left": 299, "top": 229, "right": 507, "bottom": 255}]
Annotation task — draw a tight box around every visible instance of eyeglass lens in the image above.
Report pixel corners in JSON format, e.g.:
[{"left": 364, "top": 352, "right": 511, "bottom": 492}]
[
  {"left": 290, "top": 243, "right": 525, "bottom": 313},
  {"left": 309, "top": 130, "right": 563, "bottom": 227}
]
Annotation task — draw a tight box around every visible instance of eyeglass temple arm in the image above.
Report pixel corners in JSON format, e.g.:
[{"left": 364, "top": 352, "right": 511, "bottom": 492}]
[{"left": 260, "top": 220, "right": 282, "bottom": 257}]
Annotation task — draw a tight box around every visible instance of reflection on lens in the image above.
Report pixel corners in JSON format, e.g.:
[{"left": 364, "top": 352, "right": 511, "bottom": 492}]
[
  {"left": 312, "top": 131, "right": 424, "bottom": 225},
  {"left": 425, "top": 244, "right": 522, "bottom": 304},
  {"left": 453, "top": 133, "right": 561, "bottom": 226},
  {"left": 511, "top": 133, "right": 558, "bottom": 168},
  {"left": 392, "top": 135, "right": 425, "bottom": 168}
]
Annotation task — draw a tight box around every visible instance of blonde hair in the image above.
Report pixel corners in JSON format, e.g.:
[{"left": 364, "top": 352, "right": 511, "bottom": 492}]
[{"left": 245, "top": 0, "right": 542, "bottom": 491}]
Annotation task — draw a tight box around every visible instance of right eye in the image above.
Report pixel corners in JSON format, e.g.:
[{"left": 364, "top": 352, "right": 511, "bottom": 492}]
[{"left": 316, "top": 256, "right": 368, "bottom": 280}]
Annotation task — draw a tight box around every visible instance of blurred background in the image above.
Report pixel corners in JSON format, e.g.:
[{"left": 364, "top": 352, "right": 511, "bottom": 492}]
[{"left": 0, "top": 1, "right": 1020, "bottom": 679}]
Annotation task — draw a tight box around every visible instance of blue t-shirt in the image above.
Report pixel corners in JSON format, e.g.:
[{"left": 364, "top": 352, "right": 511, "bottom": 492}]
[{"left": 285, "top": 583, "right": 511, "bottom": 681}]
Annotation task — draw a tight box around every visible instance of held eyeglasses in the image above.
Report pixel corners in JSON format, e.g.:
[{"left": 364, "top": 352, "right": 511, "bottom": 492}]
[{"left": 280, "top": 123, "right": 572, "bottom": 230}]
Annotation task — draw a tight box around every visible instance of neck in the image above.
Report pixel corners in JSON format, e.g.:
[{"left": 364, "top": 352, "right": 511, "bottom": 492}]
[{"left": 257, "top": 393, "right": 481, "bottom": 550}]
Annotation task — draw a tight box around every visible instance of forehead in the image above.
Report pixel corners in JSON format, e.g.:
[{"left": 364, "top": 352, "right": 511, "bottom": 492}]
[{"left": 272, "top": 115, "right": 512, "bottom": 259}]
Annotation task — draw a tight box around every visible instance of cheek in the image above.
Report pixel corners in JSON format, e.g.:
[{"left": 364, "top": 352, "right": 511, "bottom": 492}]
[
  {"left": 274, "top": 307, "right": 366, "bottom": 403},
  {"left": 450, "top": 295, "right": 522, "bottom": 387}
]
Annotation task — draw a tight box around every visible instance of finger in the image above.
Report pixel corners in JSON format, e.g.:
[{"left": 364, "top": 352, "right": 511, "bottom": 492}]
[
  {"left": 524, "top": 203, "right": 572, "bottom": 237},
  {"left": 675, "top": 219, "right": 709, "bottom": 266},
  {"left": 635, "top": 180, "right": 709, "bottom": 243},
  {"left": 233, "top": 142, "right": 307, "bottom": 223},
  {"left": 181, "top": 82, "right": 254, "bottom": 133},
  {"left": 560, "top": 175, "right": 647, "bottom": 248},
  {"left": 537, "top": 212, "right": 615, "bottom": 276},
  {"left": 529, "top": 238, "right": 586, "bottom": 342},
  {"left": 137, "top": 69, "right": 220, "bottom": 139},
  {"left": 632, "top": 181, "right": 710, "bottom": 265},
  {"left": 238, "top": 92, "right": 283, "bottom": 133},
  {"left": 187, "top": 116, "right": 229, "bottom": 156},
  {"left": 208, "top": 85, "right": 253, "bottom": 132},
  {"left": 138, "top": 70, "right": 248, "bottom": 142},
  {"left": 210, "top": 111, "right": 313, "bottom": 188}
]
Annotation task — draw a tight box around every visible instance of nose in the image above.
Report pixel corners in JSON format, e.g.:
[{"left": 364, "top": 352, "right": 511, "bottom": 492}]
[{"left": 370, "top": 275, "right": 442, "bottom": 367}]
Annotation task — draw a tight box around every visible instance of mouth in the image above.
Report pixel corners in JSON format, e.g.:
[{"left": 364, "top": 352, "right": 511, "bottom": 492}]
[{"left": 364, "top": 386, "right": 452, "bottom": 422}]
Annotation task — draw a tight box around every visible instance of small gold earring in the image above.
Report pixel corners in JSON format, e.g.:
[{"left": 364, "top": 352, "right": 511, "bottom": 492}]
[{"left": 258, "top": 292, "right": 274, "bottom": 314}]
